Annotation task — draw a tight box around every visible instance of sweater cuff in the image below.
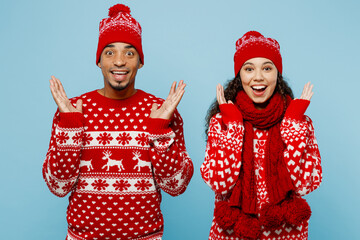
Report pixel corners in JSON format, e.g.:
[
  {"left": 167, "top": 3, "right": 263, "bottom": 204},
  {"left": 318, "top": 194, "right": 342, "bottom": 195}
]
[
  {"left": 285, "top": 99, "right": 310, "bottom": 121},
  {"left": 147, "top": 118, "right": 171, "bottom": 134},
  {"left": 58, "top": 112, "right": 84, "bottom": 128},
  {"left": 219, "top": 104, "right": 243, "bottom": 125}
]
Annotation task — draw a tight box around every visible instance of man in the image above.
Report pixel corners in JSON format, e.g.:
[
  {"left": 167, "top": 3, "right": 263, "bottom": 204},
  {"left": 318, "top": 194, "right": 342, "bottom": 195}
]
[{"left": 43, "top": 4, "right": 193, "bottom": 240}]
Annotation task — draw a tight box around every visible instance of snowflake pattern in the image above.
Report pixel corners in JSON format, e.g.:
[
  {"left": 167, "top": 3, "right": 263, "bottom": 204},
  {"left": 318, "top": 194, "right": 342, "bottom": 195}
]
[
  {"left": 167, "top": 178, "right": 179, "bottom": 189},
  {"left": 56, "top": 132, "right": 69, "bottom": 144},
  {"left": 96, "top": 132, "right": 113, "bottom": 145},
  {"left": 76, "top": 179, "right": 88, "bottom": 190},
  {"left": 116, "top": 132, "right": 132, "bottom": 145},
  {"left": 135, "top": 133, "right": 148, "bottom": 146},
  {"left": 83, "top": 133, "right": 93, "bottom": 145},
  {"left": 91, "top": 179, "right": 109, "bottom": 191},
  {"left": 134, "top": 179, "right": 152, "bottom": 191},
  {"left": 43, "top": 90, "right": 194, "bottom": 240},
  {"left": 113, "top": 179, "right": 131, "bottom": 191},
  {"left": 62, "top": 182, "right": 73, "bottom": 192},
  {"left": 72, "top": 132, "right": 82, "bottom": 145}
]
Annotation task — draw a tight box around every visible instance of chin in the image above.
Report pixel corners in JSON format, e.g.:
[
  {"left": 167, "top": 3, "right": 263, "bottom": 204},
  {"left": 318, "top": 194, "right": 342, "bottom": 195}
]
[
  {"left": 252, "top": 95, "right": 269, "bottom": 104},
  {"left": 251, "top": 97, "right": 266, "bottom": 104},
  {"left": 111, "top": 84, "right": 128, "bottom": 91}
]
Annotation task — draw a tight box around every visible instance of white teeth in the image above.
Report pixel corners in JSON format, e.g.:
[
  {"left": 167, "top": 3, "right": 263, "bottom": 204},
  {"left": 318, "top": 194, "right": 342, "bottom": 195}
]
[
  {"left": 112, "top": 71, "right": 127, "bottom": 75},
  {"left": 252, "top": 86, "right": 266, "bottom": 90}
]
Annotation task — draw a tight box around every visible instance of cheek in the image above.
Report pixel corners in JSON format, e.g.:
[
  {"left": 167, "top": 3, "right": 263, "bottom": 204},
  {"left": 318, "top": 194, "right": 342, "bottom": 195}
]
[
  {"left": 242, "top": 83, "right": 253, "bottom": 97},
  {"left": 268, "top": 78, "right": 277, "bottom": 95},
  {"left": 240, "top": 74, "right": 252, "bottom": 88},
  {"left": 100, "top": 56, "right": 112, "bottom": 66},
  {"left": 239, "top": 74, "right": 252, "bottom": 93},
  {"left": 240, "top": 72, "right": 247, "bottom": 83}
]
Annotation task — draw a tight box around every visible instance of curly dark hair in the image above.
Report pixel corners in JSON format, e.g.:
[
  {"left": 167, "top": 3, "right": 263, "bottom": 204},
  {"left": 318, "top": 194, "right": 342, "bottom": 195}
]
[{"left": 205, "top": 73, "right": 294, "bottom": 136}]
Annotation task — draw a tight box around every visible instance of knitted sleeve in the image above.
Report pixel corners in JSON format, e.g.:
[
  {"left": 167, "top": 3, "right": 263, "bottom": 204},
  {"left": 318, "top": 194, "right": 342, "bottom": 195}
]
[
  {"left": 200, "top": 113, "right": 244, "bottom": 195},
  {"left": 281, "top": 99, "right": 322, "bottom": 196},
  {"left": 147, "top": 109, "right": 193, "bottom": 197},
  {"left": 42, "top": 108, "right": 84, "bottom": 197}
]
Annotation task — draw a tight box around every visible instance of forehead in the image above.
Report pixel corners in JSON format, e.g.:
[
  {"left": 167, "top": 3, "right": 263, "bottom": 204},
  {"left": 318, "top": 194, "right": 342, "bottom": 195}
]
[{"left": 243, "top": 57, "right": 274, "bottom": 65}]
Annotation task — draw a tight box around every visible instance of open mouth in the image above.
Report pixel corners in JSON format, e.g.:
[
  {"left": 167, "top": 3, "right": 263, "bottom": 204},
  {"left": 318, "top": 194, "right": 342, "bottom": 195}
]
[
  {"left": 251, "top": 85, "right": 267, "bottom": 92},
  {"left": 111, "top": 70, "right": 129, "bottom": 81},
  {"left": 251, "top": 85, "right": 268, "bottom": 96},
  {"left": 111, "top": 70, "right": 128, "bottom": 75}
]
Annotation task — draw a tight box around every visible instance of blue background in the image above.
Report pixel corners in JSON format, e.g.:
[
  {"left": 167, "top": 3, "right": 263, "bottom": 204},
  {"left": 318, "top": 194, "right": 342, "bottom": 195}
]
[{"left": 1, "top": 0, "right": 359, "bottom": 239}]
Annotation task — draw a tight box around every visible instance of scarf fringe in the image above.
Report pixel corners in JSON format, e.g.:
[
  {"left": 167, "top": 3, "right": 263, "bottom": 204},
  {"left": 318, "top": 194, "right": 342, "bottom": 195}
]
[{"left": 215, "top": 193, "right": 311, "bottom": 239}]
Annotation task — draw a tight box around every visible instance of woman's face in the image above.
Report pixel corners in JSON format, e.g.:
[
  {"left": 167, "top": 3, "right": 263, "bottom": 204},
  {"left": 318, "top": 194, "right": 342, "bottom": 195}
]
[{"left": 239, "top": 57, "right": 278, "bottom": 109}]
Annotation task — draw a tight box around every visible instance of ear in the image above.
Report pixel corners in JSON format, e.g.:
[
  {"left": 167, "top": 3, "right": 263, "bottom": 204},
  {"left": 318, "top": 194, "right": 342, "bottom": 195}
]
[
  {"left": 138, "top": 63, "right": 143, "bottom": 69},
  {"left": 97, "top": 61, "right": 102, "bottom": 68}
]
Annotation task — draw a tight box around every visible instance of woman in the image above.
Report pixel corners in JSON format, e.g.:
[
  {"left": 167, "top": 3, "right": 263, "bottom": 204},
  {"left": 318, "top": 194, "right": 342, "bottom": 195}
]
[{"left": 201, "top": 31, "right": 322, "bottom": 240}]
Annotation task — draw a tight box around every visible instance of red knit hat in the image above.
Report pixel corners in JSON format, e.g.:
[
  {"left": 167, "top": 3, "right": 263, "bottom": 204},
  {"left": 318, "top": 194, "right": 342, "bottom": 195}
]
[
  {"left": 96, "top": 4, "right": 144, "bottom": 64},
  {"left": 234, "top": 31, "right": 282, "bottom": 76}
]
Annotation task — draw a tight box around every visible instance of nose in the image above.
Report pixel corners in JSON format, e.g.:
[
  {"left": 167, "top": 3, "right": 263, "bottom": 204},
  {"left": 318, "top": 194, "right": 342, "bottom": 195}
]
[
  {"left": 254, "top": 69, "right": 264, "bottom": 81},
  {"left": 113, "top": 54, "right": 126, "bottom": 67}
]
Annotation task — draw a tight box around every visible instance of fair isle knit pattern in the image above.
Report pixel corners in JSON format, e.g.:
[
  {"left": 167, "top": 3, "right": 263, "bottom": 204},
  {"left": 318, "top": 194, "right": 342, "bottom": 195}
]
[
  {"left": 43, "top": 89, "right": 193, "bottom": 240},
  {"left": 201, "top": 107, "right": 322, "bottom": 240},
  {"left": 96, "top": 4, "right": 144, "bottom": 64},
  {"left": 99, "top": 10, "right": 141, "bottom": 38},
  {"left": 233, "top": 31, "right": 283, "bottom": 76},
  {"left": 235, "top": 34, "right": 280, "bottom": 55}
]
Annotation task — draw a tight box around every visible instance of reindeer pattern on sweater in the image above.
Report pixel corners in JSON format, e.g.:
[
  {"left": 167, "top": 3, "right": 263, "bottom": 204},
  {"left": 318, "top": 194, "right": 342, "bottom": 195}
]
[{"left": 43, "top": 89, "right": 193, "bottom": 240}]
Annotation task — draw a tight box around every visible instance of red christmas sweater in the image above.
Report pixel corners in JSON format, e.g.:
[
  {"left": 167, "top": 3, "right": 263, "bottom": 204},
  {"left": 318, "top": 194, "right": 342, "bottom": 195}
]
[
  {"left": 43, "top": 89, "right": 193, "bottom": 240},
  {"left": 200, "top": 100, "right": 322, "bottom": 240}
]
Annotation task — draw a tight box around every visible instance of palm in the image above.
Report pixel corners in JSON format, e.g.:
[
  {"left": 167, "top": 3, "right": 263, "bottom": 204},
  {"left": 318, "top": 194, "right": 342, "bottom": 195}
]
[
  {"left": 49, "top": 76, "right": 82, "bottom": 113},
  {"left": 150, "top": 80, "right": 186, "bottom": 120},
  {"left": 216, "top": 84, "right": 233, "bottom": 105},
  {"left": 299, "top": 82, "right": 314, "bottom": 101}
]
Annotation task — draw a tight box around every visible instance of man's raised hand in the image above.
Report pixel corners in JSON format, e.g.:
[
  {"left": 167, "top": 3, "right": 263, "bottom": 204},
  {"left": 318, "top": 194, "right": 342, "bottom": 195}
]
[
  {"left": 49, "top": 76, "right": 82, "bottom": 113},
  {"left": 150, "top": 80, "right": 186, "bottom": 120}
]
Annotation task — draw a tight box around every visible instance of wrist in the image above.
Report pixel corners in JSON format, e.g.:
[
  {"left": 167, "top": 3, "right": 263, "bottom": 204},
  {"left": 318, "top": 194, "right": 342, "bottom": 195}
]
[
  {"left": 59, "top": 112, "right": 84, "bottom": 128},
  {"left": 219, "top": 104, "right": 243, "bottom": 125},
  {"left": 285, "top": 99, "right": 310, "bottom": 120},
  {"left": 148, "top": 118, "right": 171, "bottom": 133}
]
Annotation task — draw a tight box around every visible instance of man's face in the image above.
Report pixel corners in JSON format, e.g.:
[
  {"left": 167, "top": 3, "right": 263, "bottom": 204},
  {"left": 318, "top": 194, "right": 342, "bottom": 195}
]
[{"left": 97, "top": 42, "right": 143, "bottom": 93}]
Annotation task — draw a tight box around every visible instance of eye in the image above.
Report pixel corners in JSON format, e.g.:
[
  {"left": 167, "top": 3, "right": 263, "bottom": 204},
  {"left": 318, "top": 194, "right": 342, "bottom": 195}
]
[
  {"left": 125, "top": 51, "right": 135, "bottom": 56},
  {"left": 105, "top": 50, "right": 114, "bottom": 56},
  {"left": 264, "top": 66, "right": 272, "bottom": 71},
  {"left": 245, "top": 67, "right": 253, "bottom": 72}
]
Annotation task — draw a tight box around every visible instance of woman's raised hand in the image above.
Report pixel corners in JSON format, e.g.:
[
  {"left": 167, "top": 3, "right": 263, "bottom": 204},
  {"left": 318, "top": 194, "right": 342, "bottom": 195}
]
[
  {"left": 299, "top": 82, "right": 314, "bottom": 101},
  {"left": 216, "top": 84, "right": 233, "bottom": 105},
  {"left": 49, "top": 76, "right": 82, "bottom": 113}
]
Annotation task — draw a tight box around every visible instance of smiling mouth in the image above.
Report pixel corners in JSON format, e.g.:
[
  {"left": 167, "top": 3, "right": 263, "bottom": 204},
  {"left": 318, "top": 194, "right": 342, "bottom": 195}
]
[
  {"left": 251, "top": 85, "right": 267, "bottom": 92},
  {"left": 111, "top": 70, "right": 129, "bottom": 75},
  {"left": 110, "top": 70, "right": 129, "bottom": 82}
]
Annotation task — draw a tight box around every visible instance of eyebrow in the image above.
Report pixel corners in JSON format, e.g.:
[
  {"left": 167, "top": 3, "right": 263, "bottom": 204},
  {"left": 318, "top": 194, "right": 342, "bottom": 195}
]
[
  {"left": 104, "top": 44, "right": 115, "bottom": 49},
  {"left": 103, "top": 44, "right": 135, "bottom": 50},
  {"left": 243, "top": 61, "right": 274, "bottom": 66},
  {"left": 124, "top": 45, "right": 135, "bottom": 49}
]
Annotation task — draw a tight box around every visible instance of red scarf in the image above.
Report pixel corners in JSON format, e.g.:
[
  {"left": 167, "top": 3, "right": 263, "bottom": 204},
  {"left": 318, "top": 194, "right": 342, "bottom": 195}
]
[
  {"left": 214, "top": 91, "right": 311, "bottom": 239},
  {"left": 230, "top": 91, "right": 294, "bottom": 214}
]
